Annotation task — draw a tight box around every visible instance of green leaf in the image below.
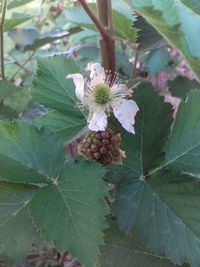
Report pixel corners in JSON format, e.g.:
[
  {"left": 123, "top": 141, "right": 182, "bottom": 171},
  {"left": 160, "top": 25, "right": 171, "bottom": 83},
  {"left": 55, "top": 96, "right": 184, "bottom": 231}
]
[
  {"left": 111, "top": 0, "right": 137, "bottom": 42},
  {"left": 77, "top": 46, "right": 100, "bottom": 69},
  {"left": 100, "top": 218, "right": 189, "bottom": 267},
  {"left": 134, "top": 16, "right": 166, "bottom": 52},
  {"left": 30, "top": 158, "right": 108, "bottom": 267},
  {"left": 0, "top": 80, "right": 20, "bottom": 101},
  {"left": 31, "top": 56, "right": 86, "bottom": 140},
  {"left": 114, "top": 171, "right": 200, "bottom": 267},
  {"left": 0, "top": 82, "right": 29, "bottom": 117},
  {"left": 65, "top": 1, "right": 137, "bottom": 42},
  {"left": 8, "top": 26, "right": 81, "bottom": 51},
  {"left": 162, "top": 90, "right": 200, "bottom": 174},
  {"left": 110, "top": 83, "right": 200, "bottom": 266},
  {"left": 64, "top": 7, "right": 95, "bottom": 31},
  {"left": 116, "top": 50, "right": 132, "bottom": 77},
  {"left": 8, "top": 27, "right": 39, "bottom": 50},
  {"left": 116, "top": 82, "right": 173, "bottom": 176},
  {"left": 7, "top": 0, "right": 34, "bottom": 9},
  {"left": 112, "top": 8, "right": 137, "bottom": 42},
  {"left": 5, "top": 13, "right": 32, "bottom": 31},
  {"left": 32, "top": 56, "right": 85, "bottom": 118},
  {"left": 168, "top": 76, "right": 200, "bottom": 100},
  {"left": 24, "top": 27, "right": 82, "bottom": 51},
  {"left": 131, "top": 0, "right": 200, "bottom": 80},
  {"left": 4, "top": 87, "right": 31, "bottom": 113},
  {"left": 0, "top": 120, "right": 65, "bottom": 184},
  {"left": 33, "top": 111, "right": 86, "bottom": 141},
  {"left": 181, "top": 0, "right": 200, "bottom": 14},
  {"left": 0, "top": 181, "right": 37, "bottom": 266},
  {"left": 0, "top": 121, "right": 108, "bottom": 267},
  {"left": 144, "top": 48, "right": 170, "bottom": 75},
  {"left": 0, "top": 104, "right": 19, "bottom": 120}
]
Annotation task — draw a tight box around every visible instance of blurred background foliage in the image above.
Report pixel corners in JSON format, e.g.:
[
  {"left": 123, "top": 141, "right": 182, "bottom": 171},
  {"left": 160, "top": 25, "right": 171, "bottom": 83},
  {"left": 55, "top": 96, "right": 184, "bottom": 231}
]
[{"left": 0, "top": 0, "right": 187, "bottom": 123}]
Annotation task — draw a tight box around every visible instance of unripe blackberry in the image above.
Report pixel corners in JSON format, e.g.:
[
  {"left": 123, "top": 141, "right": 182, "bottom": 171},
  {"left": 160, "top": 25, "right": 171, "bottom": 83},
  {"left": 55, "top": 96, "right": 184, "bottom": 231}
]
[
  {"left": 102, "top": 139, "right": 110, "bottom": 146},
  {"left": 93, "top": 152, "right": 101, "bottom": 160},
  {"left": 92, "top": 138, "right": 101, "bottom": 146},
  {"left": 94, "top": 132, "right": 101, "bottom": 139},
  {"left": 77, "top": 127, "right": 125, "bottom": 165},
  {"left": 85, "top": 142, "right": 90, "bottom": 149},
  {"left": 91, "top": 144, "right": 99, "bottom": 153},
  {"left": 101, "top": 131, "right": 109, "bottom": 139},
  {"left": 99, "top": 147, "right": 107, "bottom": 155}
]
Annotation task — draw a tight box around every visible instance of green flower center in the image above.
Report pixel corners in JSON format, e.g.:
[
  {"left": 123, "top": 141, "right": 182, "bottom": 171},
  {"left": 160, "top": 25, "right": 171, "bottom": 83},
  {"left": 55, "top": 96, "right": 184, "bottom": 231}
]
[{"left": 93, "top": 84, "right": 110, "bottom": 104}]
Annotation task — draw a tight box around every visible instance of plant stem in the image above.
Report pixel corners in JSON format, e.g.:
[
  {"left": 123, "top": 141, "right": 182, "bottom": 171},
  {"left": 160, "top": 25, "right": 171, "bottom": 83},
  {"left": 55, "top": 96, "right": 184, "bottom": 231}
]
[
  {"left": 9, "top": 52, "right": 35, "bottom": 81},
  {"left": 78, "top": 0, "right": 116, "bottom": 77},
  {"left": 0, "top": 0, "right": 7, "bottom": 80},
  {"left": 96, "top": 0, "right": 115, "bottom": 76},
  {"left": 77, "top": 0, "right": 112, "bottom": 41}
]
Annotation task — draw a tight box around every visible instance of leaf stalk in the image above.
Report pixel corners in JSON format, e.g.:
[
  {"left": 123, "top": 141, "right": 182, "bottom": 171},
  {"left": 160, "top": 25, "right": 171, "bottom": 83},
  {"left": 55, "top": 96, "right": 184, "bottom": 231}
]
[{"left": 0, "top": 0, "right": 7, "bottom": 80}]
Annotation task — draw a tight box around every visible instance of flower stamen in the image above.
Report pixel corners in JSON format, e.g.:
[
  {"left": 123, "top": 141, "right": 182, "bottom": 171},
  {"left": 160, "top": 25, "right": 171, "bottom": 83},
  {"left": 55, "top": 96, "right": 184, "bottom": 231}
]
[{"left": 93, "top": 84, "right": 111, "bottom": 104}]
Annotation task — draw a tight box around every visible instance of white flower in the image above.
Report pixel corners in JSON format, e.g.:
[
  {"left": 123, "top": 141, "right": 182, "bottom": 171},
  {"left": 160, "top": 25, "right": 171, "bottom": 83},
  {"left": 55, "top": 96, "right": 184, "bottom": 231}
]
[{"left": 67, "top": 62, "right": 139, "bottom": 133}]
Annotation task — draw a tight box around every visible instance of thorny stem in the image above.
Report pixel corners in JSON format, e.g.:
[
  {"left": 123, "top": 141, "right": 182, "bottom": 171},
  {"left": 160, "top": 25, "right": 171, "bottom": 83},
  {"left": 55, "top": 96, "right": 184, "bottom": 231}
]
[
  {"left": 96, "top": 0, "right": 115, "bottom": 76},
  {"left": 78, "top": 0, "right": 116, "bottom": 77},
  {"left": 0, "top": 0, "right": 7, "bottom": 80},
  {"left": 77, "top": 0, "right": 113, "bottom": 41}
]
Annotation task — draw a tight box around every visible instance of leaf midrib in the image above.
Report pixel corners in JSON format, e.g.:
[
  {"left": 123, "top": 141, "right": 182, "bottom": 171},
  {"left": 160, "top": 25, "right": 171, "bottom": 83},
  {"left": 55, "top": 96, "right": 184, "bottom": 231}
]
[
  {"left": 0, "top": 152, "right": 51, "bottom": 184},
  {"left": 0, "top": 198, "right": 31, "bottom": 228},
  {"left": 149, "top": 140, "right": 200, "bottom": 176},
  {"left": 57, "top": 184, "right": 96, "bottom": 265},
  {"left": 104, "top": 243, "right": 171, "bottom": 261},
  {"left": 139, "top": 95, "right": 145, "bottom": 175}
]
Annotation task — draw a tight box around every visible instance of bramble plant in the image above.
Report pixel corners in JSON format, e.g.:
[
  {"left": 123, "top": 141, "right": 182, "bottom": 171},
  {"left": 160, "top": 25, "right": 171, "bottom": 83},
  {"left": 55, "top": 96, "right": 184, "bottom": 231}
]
[{"left": 1, "top": 0, "right": 200, "bottom": 267}]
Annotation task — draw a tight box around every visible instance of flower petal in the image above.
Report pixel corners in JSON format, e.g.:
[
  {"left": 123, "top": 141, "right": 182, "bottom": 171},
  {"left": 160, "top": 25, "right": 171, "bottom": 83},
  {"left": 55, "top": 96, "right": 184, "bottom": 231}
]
[
  {"left": 66, "top": 73, "right": 84, "bottom": 101},
  {"left": 86, "top": 62, "right": 106, "bottom": 87},
  {"left": 111, "top": 84, "right": 132, "bottom": 98},
  {"left": 113, "top": 100, "right": 139, "bottom": 134},
  {"left": 88, "top": 109, "right": 107, "bottom": 131}
]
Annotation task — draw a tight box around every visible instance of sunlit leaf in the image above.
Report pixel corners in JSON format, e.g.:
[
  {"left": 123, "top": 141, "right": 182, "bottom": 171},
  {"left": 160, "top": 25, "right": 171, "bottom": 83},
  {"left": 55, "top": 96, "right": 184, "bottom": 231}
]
[{"left": 131, "top": 0, "right": 200, "bottom": 80}]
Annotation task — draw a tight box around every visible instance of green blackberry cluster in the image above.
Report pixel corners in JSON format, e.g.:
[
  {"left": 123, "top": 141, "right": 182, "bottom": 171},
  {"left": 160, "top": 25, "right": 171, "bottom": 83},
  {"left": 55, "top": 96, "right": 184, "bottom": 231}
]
[{"left": 78, "top": 128, "right": 124, "bottom": 165}]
